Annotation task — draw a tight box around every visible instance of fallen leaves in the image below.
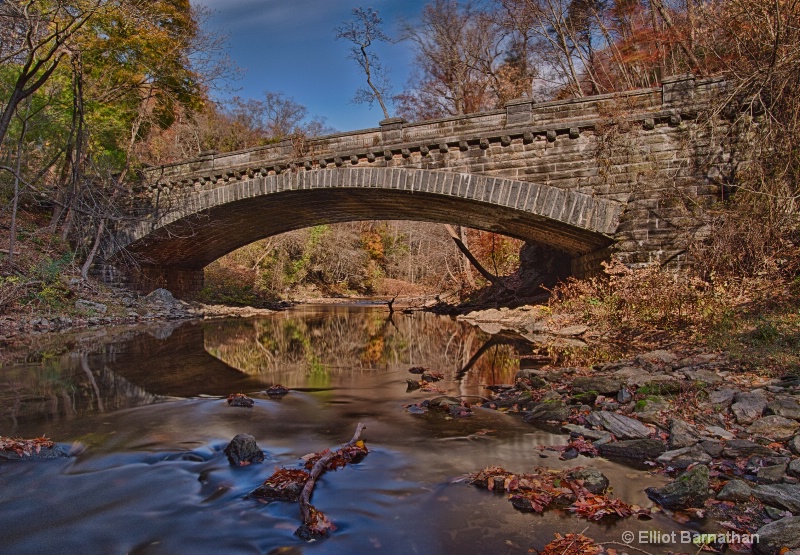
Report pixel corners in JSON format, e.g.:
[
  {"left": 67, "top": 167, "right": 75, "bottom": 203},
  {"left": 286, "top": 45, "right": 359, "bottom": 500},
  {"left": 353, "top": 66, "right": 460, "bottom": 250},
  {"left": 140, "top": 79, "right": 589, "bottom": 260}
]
[
  {"left": 249, "top": 423, "right": 368, "bottom": 541},
  {"left": 538, "top": 533, "right": 602, "bottom": 555},
  {"left": 0, "top": 435, "right": 55, "bottom": 457},
  {"left": 469, "top": 465, "right": 649, "bottom": 521}
]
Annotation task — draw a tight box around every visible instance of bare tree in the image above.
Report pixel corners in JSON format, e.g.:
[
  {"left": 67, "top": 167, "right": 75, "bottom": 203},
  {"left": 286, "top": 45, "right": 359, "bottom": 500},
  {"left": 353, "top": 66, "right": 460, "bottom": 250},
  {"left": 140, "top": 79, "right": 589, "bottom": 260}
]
[{"left": 335, "top": 7, "right": 394, "bottom": 120}]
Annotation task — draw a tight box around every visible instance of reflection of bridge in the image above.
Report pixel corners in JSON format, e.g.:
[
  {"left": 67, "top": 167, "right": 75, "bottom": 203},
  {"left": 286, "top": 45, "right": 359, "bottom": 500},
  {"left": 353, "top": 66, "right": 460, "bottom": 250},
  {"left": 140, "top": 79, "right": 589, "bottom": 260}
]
[{"left": 100, "top": 75, "right": 729, "bottom": 295}]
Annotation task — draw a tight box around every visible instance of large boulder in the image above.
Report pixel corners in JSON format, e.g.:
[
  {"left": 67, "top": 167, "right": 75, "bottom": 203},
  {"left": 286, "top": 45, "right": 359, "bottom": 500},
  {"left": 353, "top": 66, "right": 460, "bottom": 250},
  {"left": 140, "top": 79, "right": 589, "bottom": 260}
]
[
  {"left": 645, "top": 464, "right": 711, "bottom": 510},
  {"left": 523, "top": 402, "right": 570, "bottom": 424},
  {"left": 766, "top": 398, "right": 800, "bottom": 421},
  {"left": 753, "top": 517, "right": 800, "bottom": 555}
]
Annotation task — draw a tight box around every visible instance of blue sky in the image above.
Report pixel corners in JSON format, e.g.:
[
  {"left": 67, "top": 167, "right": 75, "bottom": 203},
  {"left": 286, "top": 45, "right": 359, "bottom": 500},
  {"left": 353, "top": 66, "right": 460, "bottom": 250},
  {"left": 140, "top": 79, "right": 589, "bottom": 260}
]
[{"left": 191, "top": 0, "right": 431, "bottom": 132}]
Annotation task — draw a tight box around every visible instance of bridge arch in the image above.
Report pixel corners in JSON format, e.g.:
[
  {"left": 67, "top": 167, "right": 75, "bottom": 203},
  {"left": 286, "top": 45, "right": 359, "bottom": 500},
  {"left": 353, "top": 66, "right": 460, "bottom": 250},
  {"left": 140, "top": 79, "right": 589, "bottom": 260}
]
[{"left": 105, "top": 168, "right": 623, "bottom": 294}]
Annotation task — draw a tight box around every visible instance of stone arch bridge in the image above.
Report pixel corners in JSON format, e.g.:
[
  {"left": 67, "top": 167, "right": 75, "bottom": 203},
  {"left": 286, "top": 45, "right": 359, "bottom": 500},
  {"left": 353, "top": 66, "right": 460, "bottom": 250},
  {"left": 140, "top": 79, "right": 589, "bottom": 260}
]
[{"left": 100, "top": 74, "right": 731, "bottom": 295}]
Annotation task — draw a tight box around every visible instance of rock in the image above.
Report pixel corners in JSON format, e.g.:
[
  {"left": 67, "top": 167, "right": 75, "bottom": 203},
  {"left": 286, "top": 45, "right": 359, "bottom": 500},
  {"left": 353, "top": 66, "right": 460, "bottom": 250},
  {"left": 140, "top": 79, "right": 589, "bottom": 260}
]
[
  {"left": 708, "top": 388, "right": 737, "bottom": 407},
  {"left": 680, "top": 368, "right": 723, "bottom": 385},
  {"left": 716, "top": 479, "right": 753, "bottom": 502},
  {"left": 636, "top": 350, "right": 678, "bottom": 369},
  {"left": 639, "top": 379, "right": 684, "bottom": 395},
  {"left": 145, "top": 288, "right": 176, "bottom": 304},
  {"left": 789, "top": 459, "right": 800, "bottom": 478},
  {"left": 523, "top": 402, "right": 570, "bottom": 424},
  {"left": 766, "top": 398, "right": 800, "bottom": 421},
  {"left": 656, "top": 445, "right": 712, "bottom": 469},
  {"left": 645, "top": 464, "right": 710, "bottom": 510},
  {"left": 669, "top": 419, "right": 703, "bottom": 449},
  {"left": 746, "top": 456, "right": 790, "bottom": 475},
  {"left": 757, "top": 463, "right": 789, "bottom": 485},
  {"left": 266, "top": 385, "right": 290, "bottom": 397},
  {"left": 572, "top": 377, "right": 622, "bottom": 396},
  {"left": 75, "top": 299, "right": 108, "bottom": 314},
  {"left": 561, "top": 424, "right": 613, "bottom": 445},
  {"left": 700, "top": 440, "right": 724, "bottom": 458},
  {"left": 748, "top": 416, "right": 800, "bottom": 441},
  {"left": 514, "top": 370, "right": 547, "bottom": 389},
  {"left": 617, "top": 387, "right": 633, "bottom": 404},
  {"left": 790, "top": 435, "right": 800, "bottom": 456},
  {"left": 224, "top": 434, "right": 265, "bottom": 467},
  {"left": 703, "top": 425, "right": 735, "bottom": 440},
  {"left": 723, "top": 439, "right": 778, "bottom": 459},
  {"left": 552, "top": 325, "right": 587, "bottom": 337},
  {"left": 226, "top": 393, "right": 255, "bottom": 407},
  {"left": 753, "top": 517, "right": 800, "bottom": 555},
  {"left": 598, "top": 439, "right": 667, "bottom": 461},
  {"left": 732, "top": 392, "right": 768, "bottom": 425},
  {"left": 568, "top": 468, "right": 609, "bottom": 494},
  {"left": 428, "top": 396, "right": 462, "bottom": 410},
  {"left": 753, "top": 484, "right": 800, "bottom": 513},
  {"left": 0, "top": 443, "right": 69, "bottom": 462},
  {"left": 614, "top": 367, "right": 654, "bottom": 387},
  {"left": 585, "top": 411, "right": 652, "bottom": 440}
]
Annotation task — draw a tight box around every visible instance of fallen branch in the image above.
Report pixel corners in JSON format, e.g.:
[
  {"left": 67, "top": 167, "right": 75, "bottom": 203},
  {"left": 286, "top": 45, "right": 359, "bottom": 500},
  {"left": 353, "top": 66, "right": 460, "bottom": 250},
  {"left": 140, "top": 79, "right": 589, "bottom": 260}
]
[{"left": 296, "top": 422, "right": 367, "bottom": 540}]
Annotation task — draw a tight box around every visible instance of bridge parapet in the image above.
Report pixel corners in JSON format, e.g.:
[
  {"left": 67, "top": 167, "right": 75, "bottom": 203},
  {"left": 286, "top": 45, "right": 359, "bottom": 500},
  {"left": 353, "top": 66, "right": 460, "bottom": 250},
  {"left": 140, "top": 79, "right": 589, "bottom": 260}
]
[{"left": 144, "top": 75, "right": 725, "bottom": 194}]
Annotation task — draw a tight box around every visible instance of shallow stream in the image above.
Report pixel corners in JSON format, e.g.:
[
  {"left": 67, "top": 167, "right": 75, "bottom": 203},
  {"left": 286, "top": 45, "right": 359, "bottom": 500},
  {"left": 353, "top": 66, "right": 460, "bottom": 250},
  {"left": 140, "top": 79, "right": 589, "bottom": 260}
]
[{"left": 0, "top": 304, "right": 695, "bottom": 554}]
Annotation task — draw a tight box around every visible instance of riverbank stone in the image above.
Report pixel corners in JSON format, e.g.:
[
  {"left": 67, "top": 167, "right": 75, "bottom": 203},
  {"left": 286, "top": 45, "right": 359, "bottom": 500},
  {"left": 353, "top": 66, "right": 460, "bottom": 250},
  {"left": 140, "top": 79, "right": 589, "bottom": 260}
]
[
  {"left": 753, "top": 516, "right": 800, "bottom": 555},
  {"left": 722, "top": 439, "right": 778, "bottom": 459},
  {"left": 656, "top": 445, "right": 712, "bottom": 469},
  {"left": 568, "top": 468, "right": 609, "bottom": 494},
  {"left": 748, "top": 416, "right": 800, "bottom": 441},
  {"left": 572, "top": 377, "right": 621, "bottom": 396},
  {"left": 645, "top": 464, "right": 710, "bottom": 510},
  {"left": 224, "top": 434, "right": 265, "bottom": 467},
  {"left": 766, "top": 398, "right": 800, "bottom": 421},
  {"left": 753, "top": 484, "right": 800, "bottom": 513},
  {"left": 598, "top": 439, "right": 666, "bottom": 461},
  {"left": 716, "top": 479, "right": 752, "bottom": 502},
  {"left": 0, "top": 444, "right": 69, "bottom": 462},
  {"left": 669, "top": 419, "right": 703, "bottom": 449},
  {"left": 523, "top": 402, "right": 570, "bottom": 424},
  {"left": 708, "top": 388, "right": 737, "bottom": 408},
  {"left": 732, "top": 392, "right": 768, "bottom": 425},
  {"left": 585, "top": 411, "right": 651, "bottom": 440}
]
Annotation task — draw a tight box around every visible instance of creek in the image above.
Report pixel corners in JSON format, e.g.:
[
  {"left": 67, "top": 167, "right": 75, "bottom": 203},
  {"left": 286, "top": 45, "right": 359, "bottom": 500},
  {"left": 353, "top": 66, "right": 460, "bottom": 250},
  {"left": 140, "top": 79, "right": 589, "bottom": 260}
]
[{"left": 1, "top": 304, "right": 695, "bottom": 554}]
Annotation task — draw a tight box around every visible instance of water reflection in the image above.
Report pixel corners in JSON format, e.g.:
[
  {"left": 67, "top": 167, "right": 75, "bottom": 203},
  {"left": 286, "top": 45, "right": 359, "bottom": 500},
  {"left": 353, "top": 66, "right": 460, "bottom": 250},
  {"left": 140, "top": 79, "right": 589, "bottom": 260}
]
[{"left": 0, "top": 305, "right": 689, "bottom": 555}]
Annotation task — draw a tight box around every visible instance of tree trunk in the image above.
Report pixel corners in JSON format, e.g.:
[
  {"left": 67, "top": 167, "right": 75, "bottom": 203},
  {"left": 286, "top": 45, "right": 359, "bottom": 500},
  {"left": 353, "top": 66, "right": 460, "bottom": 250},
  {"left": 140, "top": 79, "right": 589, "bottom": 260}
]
[{"left": 444, "top": 224, "right": 502, "bottom": 286}]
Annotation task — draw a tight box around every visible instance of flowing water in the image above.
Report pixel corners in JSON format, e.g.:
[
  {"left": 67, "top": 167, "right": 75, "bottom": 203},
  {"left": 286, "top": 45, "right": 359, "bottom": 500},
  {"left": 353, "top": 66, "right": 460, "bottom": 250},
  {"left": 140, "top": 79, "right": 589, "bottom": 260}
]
[{"left": 0, "top": 304, "right": 695, "bottom": 554}]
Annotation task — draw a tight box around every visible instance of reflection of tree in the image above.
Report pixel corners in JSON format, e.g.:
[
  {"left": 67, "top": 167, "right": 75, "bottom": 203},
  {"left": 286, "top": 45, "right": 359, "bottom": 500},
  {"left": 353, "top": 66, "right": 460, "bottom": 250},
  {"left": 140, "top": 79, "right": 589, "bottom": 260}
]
[{"left": 204, "top": 307, "right": 528, "bottom": 393}]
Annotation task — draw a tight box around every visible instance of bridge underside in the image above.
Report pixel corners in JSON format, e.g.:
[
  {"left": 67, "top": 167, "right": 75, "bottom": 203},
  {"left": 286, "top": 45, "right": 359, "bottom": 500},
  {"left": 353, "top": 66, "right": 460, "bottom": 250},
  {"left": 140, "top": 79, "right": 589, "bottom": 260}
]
[{"left": 110, "top": 187, "right": 615, "bottom": 296}]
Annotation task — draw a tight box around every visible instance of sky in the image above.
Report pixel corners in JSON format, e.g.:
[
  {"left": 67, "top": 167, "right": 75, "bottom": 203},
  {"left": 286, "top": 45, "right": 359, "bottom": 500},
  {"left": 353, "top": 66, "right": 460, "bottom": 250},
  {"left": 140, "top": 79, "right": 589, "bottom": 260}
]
[{"left": 191, "top": 0, "right": 431, "bottom": 133}]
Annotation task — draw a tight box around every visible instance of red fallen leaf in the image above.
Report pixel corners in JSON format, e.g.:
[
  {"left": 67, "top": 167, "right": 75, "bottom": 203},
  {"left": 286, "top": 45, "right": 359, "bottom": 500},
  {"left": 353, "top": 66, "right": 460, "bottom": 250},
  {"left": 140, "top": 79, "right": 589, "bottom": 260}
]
[
  {"left": 539, "top": 532, "right": 602, "bottom": 555},
  {"left": 568, "top": 493, "right": 634, "bottom": 520},
  {"left": 0, "top": 435, "right": 55, "bottom": 457},
  {"left": 295, "top": 504, "right": 336, "bottom": 540}
]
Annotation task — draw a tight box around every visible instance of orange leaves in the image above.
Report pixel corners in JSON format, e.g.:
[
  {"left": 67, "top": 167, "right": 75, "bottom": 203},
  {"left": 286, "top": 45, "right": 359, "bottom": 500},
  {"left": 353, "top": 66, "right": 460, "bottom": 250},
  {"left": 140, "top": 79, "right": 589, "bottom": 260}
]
[
  {"left": 0, "top": 435, "right": 55, "bottom": 457},
  {"left": 296, "top": 504, "right": 336, "bottom": 541},
  {"left": 470, "top": 465, "right": 648, "bottom": 521},
  {"left": 250, "top": 468, "right": 310, "bottom": 501},
  {"left": 539, "top": 533, "right": 602, "bottom": 555},
  {"left": 301, "top": 439, "right": 369, "bottom": 472},
  {"left": 568, "top": 493, "right": 634, "bottom": 520}
]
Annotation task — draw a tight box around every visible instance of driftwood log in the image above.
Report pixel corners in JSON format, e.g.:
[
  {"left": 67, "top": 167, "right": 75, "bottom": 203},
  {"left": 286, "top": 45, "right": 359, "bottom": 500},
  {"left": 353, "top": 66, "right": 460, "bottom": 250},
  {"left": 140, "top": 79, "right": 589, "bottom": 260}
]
[{"left": 296, "top": 422, "right": 367, "bottom": 539}]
